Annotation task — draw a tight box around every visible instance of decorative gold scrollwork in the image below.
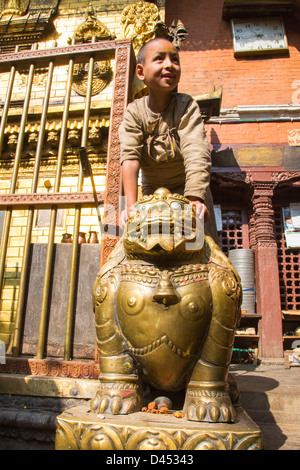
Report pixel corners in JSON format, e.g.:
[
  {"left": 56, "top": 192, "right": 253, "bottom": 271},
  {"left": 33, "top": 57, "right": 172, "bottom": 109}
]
[
  {"left": 71, "top": 6, "right": 115, "bottom": 97},
  {"left": 72, "top": 61, "right": 113, "bottom": 97}
]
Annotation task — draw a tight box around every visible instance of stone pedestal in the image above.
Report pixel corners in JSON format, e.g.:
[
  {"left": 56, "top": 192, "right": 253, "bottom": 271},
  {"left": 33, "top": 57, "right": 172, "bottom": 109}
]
[{"left": 55, "top": 404, "right": 263, "bottom": 450}]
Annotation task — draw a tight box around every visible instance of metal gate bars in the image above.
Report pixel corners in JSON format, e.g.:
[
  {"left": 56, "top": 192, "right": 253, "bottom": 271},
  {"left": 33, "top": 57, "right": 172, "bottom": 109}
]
[{"left": 0, "top": 39, "right": 134, "bottom": 362}]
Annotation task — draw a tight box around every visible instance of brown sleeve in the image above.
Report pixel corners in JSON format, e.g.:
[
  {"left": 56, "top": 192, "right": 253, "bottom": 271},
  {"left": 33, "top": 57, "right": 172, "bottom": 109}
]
[
  {"left": 119, "top": 102, "right": 144, "bottom": 165},
  {"left": 177, "top": 99, "right": 211, "bottom": 202}
]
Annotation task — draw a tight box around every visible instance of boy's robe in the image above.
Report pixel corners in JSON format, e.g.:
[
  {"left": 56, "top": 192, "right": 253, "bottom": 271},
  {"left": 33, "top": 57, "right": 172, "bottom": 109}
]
[{"left": 119, "top": 93, "right": 218, "bottom": 243}]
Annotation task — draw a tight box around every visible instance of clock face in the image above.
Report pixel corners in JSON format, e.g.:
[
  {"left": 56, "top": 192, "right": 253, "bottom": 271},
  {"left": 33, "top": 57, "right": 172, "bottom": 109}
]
[{"left": 232, "top": 18, "right": 288, "bottom": 56}]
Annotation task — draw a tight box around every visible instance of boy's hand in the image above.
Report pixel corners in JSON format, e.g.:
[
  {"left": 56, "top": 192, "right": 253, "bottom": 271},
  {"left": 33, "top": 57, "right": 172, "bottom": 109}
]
[
  {"left": 188, "top": 199, "right": 209, "bottom": 222},
  {"left": 120, "top": 204, "right": 136, "bottom": 229}
]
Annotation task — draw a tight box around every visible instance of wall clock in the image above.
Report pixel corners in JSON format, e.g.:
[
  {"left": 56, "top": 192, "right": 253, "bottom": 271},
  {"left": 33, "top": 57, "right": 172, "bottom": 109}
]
[{"left": 231, "top": 18, "right": 289, "bottom": 57}]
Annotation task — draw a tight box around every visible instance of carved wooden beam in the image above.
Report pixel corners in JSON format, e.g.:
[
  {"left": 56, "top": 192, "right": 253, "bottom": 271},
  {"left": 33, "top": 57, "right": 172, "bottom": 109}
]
[
  {"left": 0, "top": 191, "right": 104, "bottom": 209},
  {"left": 211, "top": 170, "right": 252, "bottom": 186},
  {"left": 0, "top": 39, "right": 132, "bottom": 73},
  {"left": 271, "top": 170, "right": 300, "bottom": 185},
  {"left": 0, "top": 357, "right": 99, "bottom": 380},
  {"left": 100, "top": 41, "right": 135, "bottom": 265}
]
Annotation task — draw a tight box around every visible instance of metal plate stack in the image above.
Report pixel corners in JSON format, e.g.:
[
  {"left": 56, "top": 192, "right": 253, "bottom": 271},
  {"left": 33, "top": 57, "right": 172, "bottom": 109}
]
[{"left": 229, "top": 249, "right": 256, "bottom": 314}]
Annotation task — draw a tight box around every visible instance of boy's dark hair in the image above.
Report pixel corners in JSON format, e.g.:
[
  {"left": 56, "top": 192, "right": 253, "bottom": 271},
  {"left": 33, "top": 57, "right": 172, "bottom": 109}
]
[{"left": 137, "top": 37, "right": 176, "bottom": 65}]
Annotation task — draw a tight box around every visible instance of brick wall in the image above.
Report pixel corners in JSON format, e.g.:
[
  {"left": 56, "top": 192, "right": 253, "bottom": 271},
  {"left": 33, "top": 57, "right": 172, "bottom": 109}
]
[
  {"left": 206, "top": 121, "right": 300, "bottom": 147},
  {"left": 166, "top": 0, "right": 300, "bottom": 109},
  {"left": 165, "top": 0, "right": 300, "bottom": 152}
]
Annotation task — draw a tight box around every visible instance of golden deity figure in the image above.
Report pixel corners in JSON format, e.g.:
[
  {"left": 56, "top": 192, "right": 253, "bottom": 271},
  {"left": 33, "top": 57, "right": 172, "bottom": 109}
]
[
  {"left": 121, "top": 1, "right": 159, "bottom": 54},
  {"left": 120, "top": 1, "right": 160, "bottom": 99},
  {"left": 0, "top": 0, "right": 29, "bottom": 15},
  {"left": 92, "top": 188, "right": 242, "bottom": 423}
]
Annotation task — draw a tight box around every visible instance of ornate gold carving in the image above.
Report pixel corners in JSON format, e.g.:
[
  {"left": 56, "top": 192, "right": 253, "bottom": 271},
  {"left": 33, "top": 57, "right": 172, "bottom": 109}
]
[
  {"left": 100, "top": 42, "right": 133, "bottom": 264},
  {"left": 0, "top": 117, "right": 109, "bottom": 173},
  {"left": 0, "top": 0, "right": 58, "bottom": 49},
  {"left": 0, "top": 357, "right": 100, "bottom": 379},
  {"left": 121, "top": 1, "right": 159, "bottom": 53},
  {"left": 73, "top": 61, "right": 113, "bottom": 97},
  {"left": 128, "top": 429, "right": 178, "bottom": 450},
  {"left": 120, "top": 2, "right": 187, "bottom": 53},
  {"left": 71, "top": 6, "right": 115, "bottom": 97},
  {"left": 0, "top": 0, "right": 29, "bottom": 16},
  {"left": 19, "top": 68, "right": 48, "bottom": 87},
  {"left": 121, "top": 1, "right": 158, "bottom": 99},
  {"left": 56, "top": 420, "right": 124, "bottom": 450}
]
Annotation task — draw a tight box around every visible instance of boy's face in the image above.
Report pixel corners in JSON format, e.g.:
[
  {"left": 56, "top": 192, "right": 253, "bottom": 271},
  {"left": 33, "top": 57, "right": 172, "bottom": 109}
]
[{"left": 136, "top": 39, "right": 181, "bottom": 94}]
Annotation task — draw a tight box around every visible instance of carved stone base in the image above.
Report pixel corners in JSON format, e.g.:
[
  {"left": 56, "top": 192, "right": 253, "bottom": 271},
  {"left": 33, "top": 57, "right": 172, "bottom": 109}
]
[{"left": 55, "top": 404, "right": 263, "bottom": 450}]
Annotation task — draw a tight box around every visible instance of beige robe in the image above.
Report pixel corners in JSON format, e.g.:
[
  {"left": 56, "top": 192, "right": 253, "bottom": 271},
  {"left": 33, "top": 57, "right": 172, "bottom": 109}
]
[{"left": 119, "top": 93, "right": 218, "bottom": 242}]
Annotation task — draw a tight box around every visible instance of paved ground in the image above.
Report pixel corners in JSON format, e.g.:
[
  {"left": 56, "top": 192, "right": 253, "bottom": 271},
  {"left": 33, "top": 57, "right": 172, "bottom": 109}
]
[
  {"left": 230, "top": 361, "right": 300, "bottom": 450},
  {"left": 1, "top": 360, "right": 299, "bottom": 450}
]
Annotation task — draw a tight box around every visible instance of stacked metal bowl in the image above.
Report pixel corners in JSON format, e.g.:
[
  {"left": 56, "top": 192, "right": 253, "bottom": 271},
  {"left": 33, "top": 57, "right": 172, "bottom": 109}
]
[{"left": 229, "top": 249, "right": 256, "bottom": 314}]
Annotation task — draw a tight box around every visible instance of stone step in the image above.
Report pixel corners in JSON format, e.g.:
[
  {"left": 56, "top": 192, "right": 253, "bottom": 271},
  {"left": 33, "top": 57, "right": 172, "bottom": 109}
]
[{"left": 232, "top": 364, "right": 300, "bottom": 428}]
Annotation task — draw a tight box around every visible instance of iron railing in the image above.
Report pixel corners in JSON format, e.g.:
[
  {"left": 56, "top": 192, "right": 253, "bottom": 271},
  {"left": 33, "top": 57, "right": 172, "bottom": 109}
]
[{"left": 0, "top": 39, "right": 135, "bottom": 367}]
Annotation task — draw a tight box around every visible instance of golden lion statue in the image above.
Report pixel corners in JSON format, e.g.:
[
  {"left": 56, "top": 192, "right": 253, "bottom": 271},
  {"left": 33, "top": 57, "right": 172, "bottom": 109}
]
[{"left": 91, "top": 188, "right": 242, "bottom": 423}]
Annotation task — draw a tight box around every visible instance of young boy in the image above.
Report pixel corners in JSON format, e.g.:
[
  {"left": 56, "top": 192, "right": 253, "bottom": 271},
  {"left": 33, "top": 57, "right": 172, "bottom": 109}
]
[{"left": 119, "top": 37, "right": 217, "bottom": 241}]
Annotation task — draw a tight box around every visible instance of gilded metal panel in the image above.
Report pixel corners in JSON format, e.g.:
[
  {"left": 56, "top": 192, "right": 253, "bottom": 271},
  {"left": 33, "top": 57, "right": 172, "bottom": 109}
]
[{"left": 55, "top": 404, "right": 263, "bottom": 450}]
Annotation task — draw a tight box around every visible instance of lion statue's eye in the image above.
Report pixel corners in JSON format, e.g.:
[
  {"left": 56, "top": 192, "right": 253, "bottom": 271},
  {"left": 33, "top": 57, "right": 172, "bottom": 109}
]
[{"left": 170, "top": 201, "right": 184, "bottom": 210}]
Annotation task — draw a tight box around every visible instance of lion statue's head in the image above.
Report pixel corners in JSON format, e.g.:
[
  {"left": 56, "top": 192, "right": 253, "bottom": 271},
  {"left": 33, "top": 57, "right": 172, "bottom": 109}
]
[{"left": 123, "top": 187, "right": 204, "bottom": 262}]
